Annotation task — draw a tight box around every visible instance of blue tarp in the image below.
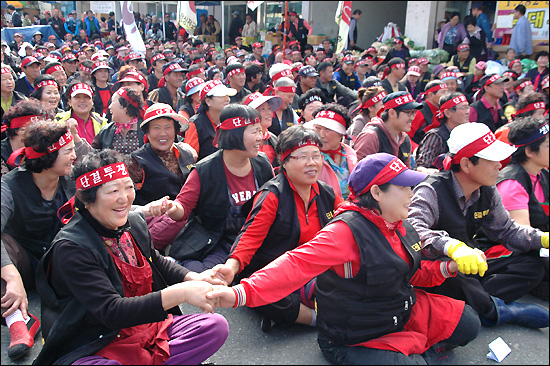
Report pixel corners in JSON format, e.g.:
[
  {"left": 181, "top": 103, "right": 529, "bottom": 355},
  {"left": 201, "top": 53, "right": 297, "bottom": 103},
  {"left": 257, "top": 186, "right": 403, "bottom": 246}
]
[{"left": 1, "top": 25, "right": 61, "bottom": 47}]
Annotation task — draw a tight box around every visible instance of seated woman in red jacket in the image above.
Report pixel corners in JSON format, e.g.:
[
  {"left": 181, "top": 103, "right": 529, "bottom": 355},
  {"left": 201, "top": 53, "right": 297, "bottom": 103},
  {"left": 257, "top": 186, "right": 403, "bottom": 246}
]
[
  {"left": 214, "top": 125, "right": 343, "bottom": 332},
  {"left": 209, "top": 152, "right": 480, "bottom": 364}
]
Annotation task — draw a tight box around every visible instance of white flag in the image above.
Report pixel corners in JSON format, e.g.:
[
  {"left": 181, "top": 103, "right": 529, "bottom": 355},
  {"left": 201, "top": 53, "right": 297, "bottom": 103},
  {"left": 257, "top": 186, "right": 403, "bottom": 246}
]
[
  {"left": 335, "top": 1, "right": 352, "bottom": 54},
  {"left": 247, "top": 1, "right": 264, "bottom": 11},
  {"left": 120, "top": 1, "right": 146, "bottom": 55},
  {"left": 177, "top": 1, "right": 197, "bottom": 36}
]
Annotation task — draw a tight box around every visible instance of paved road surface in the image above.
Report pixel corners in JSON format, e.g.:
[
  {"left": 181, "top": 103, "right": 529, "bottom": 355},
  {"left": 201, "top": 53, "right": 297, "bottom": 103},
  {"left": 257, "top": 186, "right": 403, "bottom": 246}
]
[{"left": 2, "top": 290, "right": 548, "bottom": 365}]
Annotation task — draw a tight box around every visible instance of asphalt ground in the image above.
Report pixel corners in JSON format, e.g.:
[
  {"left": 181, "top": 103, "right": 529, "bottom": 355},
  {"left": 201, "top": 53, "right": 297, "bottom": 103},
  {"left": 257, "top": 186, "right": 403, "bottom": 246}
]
[{"left": 2, "top": 289, "right": 548, "bottom": 365}]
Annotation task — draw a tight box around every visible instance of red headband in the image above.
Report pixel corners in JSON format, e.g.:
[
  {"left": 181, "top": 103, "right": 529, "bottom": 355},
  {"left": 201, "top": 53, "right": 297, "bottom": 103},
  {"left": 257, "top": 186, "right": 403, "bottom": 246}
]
[
  {"left": 281, "top": 138, "right": 320, "bottom": 162},
  {"left": 442, "top": 131, "right": 497, "bottom": 170},
  {"left": 9, "top": 115, "right": 41, "bottom": 129},
  {"left": 272, "top": 68, "right": 292, "bottom": 82},
  {"left": 227, "top": 67, "right": 245, "bottom": 78},
  {"left": 80, "top": 64, "right": 92, "bottom": 73},
  {"left": 71, "top": 82, "right": 93, "bottom": 96},
  {"left": 384, "top": 93, "right": 414, "bottom": 110},
  {"left": 425, "top": 83, "right": 447, "bottom": 96},
  {"left": 512, "top": 102, "right": 546, "bottom": 119},
  {"left": 440, "top": 95, "right": 468, "bottom": 113},
  {"left": 483, "top": 74, "right": 501, "bottom": 88},
  {"left": 275, "top": 86, "right": 296, "bottom": 93},
  {"left": 509, "top": 59, "right": 521, "bottom": 69},
  {"left": 45, "top": 64, "right": 64, "bottom": 75},
  {"left": 348, "top": 157, "right": 406, "bottom": 201},
  {"left": 7, "top": 131, "right": 73, "bottom": 167},
  {"left": 36, "top": 79, "right": 59, "bottom": 90},
  {"left": 123, "top": 71, "right": 148, "bottom": 88},
  {"left": 76, "top": 162, "right": 129, "bottom": 190},
  {"left": 316, "top": 110, "right": 346, "bottom": 129},
  {"left": 219, "top": 116, "right": 260, "bottom": 131},
  {"left": 186, "top": 77, "right": 205, "bottom": 93},
  {"left": 199, "top": 80, "right": 223, "bottom": 100},
  {"left": 1, "top": 67, "right": 11, "bottom": 75},
  {"left": 390, "top": 63, "right": 405, "bottom": 69},
  {"left": 514, "top": 80, "right": 532, "bottom": 93},
  {"left": 360, "top": 91, "right": 386, "bottom": 110},
  {"left": 151, "top": 54, "right": 165, "bottom": 63},
  {"left": 115, "top": 88, "right": 139, "bottom": 108},
  {"left": 188, "top": 67, "right": 205, "bottom": 78}
]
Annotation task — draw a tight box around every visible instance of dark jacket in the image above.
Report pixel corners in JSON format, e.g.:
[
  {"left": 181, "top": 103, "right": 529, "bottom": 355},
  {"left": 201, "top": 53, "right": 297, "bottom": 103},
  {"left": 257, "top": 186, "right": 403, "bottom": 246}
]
[
  {"left": 2, "top": 167, "right": 75, "bottom": 260},
  {"left": 169, "top": 150, "right": 274, "bottom": 261},
  {"left": 470, "top": 99, "right": 507, "bottom": 132},
  {"left": 131, "top": 143, "right": 195, "bottom": 205},
  {"left": 364, "top": 124, "right": 411, "bottom": 165},
  {"left": 190, "top": 110, "right": 218, "bottom": 161},
  {"left": 34, "top": 211, "right": 188, "bottom": 365},
  {"left": 424, "top": 170, "right": 493, "bottom": 251},
  {"left": 316, "top": 211, "right": 421, "bottom": 345}
]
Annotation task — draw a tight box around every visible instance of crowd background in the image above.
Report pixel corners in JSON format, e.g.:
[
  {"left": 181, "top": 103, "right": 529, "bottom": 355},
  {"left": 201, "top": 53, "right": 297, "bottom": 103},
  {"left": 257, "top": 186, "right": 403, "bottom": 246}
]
[{"left": 1, "top": 1, "right": 549, "bottom": 365}]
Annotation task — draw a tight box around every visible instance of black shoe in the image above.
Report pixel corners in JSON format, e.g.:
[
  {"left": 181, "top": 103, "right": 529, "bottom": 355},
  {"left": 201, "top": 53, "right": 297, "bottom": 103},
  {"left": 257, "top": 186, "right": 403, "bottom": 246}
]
[{"left": 261, "top": 316, "right": 272, "bottom": 333}]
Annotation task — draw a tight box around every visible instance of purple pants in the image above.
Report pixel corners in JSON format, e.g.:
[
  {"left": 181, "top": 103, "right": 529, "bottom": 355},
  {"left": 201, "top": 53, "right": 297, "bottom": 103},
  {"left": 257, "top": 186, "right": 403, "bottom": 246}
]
[{"left": 72, "top": 313, "right": 228, "bottom": 365}]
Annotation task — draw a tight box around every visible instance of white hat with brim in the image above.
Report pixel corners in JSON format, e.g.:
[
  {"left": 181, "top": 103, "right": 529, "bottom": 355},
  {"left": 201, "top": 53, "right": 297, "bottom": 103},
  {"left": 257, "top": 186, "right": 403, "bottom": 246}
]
[
  {"left": 303, "top": 117, "right": 347, "bottom": 136},
  {"left": 140, "top": 103, "right": 189, "bottom": 132},
  {"left": 206, "top": 83, "right": 237, "bottom": 98},
  {"left": 247, "top": 95, "right": 283, "bottom": 112},
  {"left": 70, "top": 86, "right": 93, "bottom": 98},
  {"left": 447, "top": 122, "right": 516, "bottom": 162}
]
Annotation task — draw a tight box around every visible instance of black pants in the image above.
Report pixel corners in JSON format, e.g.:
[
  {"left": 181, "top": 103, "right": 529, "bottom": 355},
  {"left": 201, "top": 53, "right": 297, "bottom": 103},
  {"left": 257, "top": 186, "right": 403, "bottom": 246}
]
[
  {"left": 443, "top": 43, "right": 456, "bottom": 59},
  {"left": 420, "top": 252, "right": 544, "bottom": 316},
  {"left": 317, "top": 305, "right": 480, "bottom": 365}
]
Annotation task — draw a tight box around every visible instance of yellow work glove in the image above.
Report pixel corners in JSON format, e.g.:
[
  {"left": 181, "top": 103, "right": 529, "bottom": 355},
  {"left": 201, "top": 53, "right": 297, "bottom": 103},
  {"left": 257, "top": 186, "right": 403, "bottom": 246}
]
[
  {"left": 542, "top": 232, "right": 549, "bottom": 249},
  {"left": 446, "top": 241, "right": 487, "bottom": 277}
]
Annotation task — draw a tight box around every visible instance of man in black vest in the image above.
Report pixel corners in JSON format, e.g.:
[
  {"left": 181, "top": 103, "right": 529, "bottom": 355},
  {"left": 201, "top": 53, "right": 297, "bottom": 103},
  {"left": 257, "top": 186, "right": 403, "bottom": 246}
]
[
  {"left": 381, "top": 57, "right": 408, "bottom": 95},
  {"left": 315, "top": 61, "right": 357, "bottom": 108},
  {"left": 296, "top": 65, "right": 318, "bottom": 97},
  {"left": 409, "top": 122, "right": 549, "bottom": 328},
  {"left": 147, "top": 61, "right": 186, "bottom": 110},
  {"left": 279, "top": 11, "right": 312, "bottom": 53},
  {"left": 469, "top": 73, "right": 509, "bottom": 132},
  {"left": 14, "top": 56, "right": 41, "bottom": 97},
  {"left": 225, "top": 63, "right": 250, "bottom": 104},
  {"left": 408, "top": 80, "right": 448, "bottom": 144},
  {"left": 449, "top": 43, "right": 476, "bottom": 75},
  {"left": 416, "top": 92, "right": 469, "bottom": 172}
]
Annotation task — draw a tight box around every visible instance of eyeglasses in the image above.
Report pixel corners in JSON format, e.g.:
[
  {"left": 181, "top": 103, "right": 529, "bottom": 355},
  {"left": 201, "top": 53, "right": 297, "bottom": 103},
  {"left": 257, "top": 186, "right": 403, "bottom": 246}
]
[
  {"left": 288, "top": 153, "right": 323, "bottom": 163},
  {"left": 401, "top": 110, "right": 417, "bottom": 117}
]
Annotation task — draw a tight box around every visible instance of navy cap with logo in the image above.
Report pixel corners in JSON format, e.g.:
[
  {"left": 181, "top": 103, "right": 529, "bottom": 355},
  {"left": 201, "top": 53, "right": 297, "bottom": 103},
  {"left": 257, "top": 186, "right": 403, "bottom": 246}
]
[
  {"left": 382, "top": 91, "right": 423, "bottom": 111},
  {"left": 298, "top": 65, "right": 319, "bottom": 77}
]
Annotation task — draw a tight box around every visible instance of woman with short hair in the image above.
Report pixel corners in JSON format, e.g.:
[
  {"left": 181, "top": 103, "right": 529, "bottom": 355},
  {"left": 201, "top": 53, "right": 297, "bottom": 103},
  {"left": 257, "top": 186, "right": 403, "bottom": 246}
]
[
  {"left": 34, "top": 149, "right": 229, "bottom": 365},
  {"left": 30, "top": 74, "right": 62, "bottom": 117},
  {"left": 147, "top": 104, "right": 274, "bottom": 272},
  {"left": 209, "top": 152, "right": 480, "bottom": 364}
]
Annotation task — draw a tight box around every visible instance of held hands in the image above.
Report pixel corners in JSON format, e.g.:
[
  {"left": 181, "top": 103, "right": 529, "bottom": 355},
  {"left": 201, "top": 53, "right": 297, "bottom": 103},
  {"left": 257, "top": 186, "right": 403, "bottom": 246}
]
[
  {"left": 140, "top": 196, "right": 177, "bottom": 217},
  {"left": 446, "top": 241, "right": 488, "bottom": 277},
  {"left": 185, "top": 269, "right": 228, "bottom": 286},
  {"left": 212, "top": 262, "right": 238, "bottom": 286},
  {"left": 179, "top": 281, "right": 222, "bottom": 313},
  {"left": 206, "top": 286, "right": 238, "bottom": 308}
]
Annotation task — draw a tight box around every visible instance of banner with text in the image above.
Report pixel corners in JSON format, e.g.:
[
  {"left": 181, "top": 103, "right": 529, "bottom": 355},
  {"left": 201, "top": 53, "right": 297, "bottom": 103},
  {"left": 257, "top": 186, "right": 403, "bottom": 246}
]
[{"left": 494, "top": 1, "right": 549, "bottom": 44}]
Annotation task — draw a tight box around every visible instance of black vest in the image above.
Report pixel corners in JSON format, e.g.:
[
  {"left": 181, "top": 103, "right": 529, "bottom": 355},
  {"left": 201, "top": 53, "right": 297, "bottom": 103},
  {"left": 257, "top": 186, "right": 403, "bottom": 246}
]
[
  {"left": 412, "top": 101, "right": 435, "bottom": 144},
  {"left": 169, "top": 150, "right": 274, "bottom": 259},
  {"left": 497, "top": 164, "right": 549, "bottom": 232},
  {"left": 416, "top": 125, "right": 451, "bottom": 167},
  {"left": 92, "top": 83, "right": 112, "bottom": 116},
  {"left": 366, "top": 124, "right": 411, "bottom": 164},
  {"left": 34, "top": 211, "right": 181, "bottom": 365},
  {"left": 425, "top": 170, "right": 493, "bottom": 250},
  {"left": 268, "top": 107, "right": 295, "bottom": 136},
  {"left": 471, "top": 99, "right": 507, "bottom": 132},
  {"left": 316, "top": 79, "right": 339, "bottom": 102},
  {"left": 131, "top": 143, "right": 195, "bottom": 205},
  {"left": 191, "top": 111, "right": 218, "bottom": 161},
  {"left": 2, "top": 167, "right": 75, "bottom": 259},
  {"left": 92, "top": 122, "right": 146, "bottom": 151},
  {"left": 156, "top": 86, "right": 183, "bottom": 110},
  {"left": 1, "top": 138, "right": 15, "bottom": 171},
  {"left": 337, "top": 68, "right": 358, "bottom": 90},
  {"left": 289, "top": 18, "right": 308, "bottom": 46},
  {"left": 452, "top": 54, "right": 474, "bottom": 74},
  {"left": 316, "top": 211, "right": 421, "bottom": 345},
  {"left": 233, "top": 174, "right": 336, "bottom": 281}
]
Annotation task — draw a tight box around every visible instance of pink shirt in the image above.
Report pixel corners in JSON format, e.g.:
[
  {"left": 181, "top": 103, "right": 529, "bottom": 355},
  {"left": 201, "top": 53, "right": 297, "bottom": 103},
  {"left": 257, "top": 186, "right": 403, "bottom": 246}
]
[
  {"left": 73, "top": 111, "right": 96, "bottom": 145},
  {"left": 497, "top": 172, "right": 545, "bottom": 211}
]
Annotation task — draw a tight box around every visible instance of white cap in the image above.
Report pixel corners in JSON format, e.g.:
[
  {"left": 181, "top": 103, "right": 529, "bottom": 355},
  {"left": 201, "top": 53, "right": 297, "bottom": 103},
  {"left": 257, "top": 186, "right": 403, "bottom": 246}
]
[{"left": 447, "top": 123, "right": 516, "bottom": 162}]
